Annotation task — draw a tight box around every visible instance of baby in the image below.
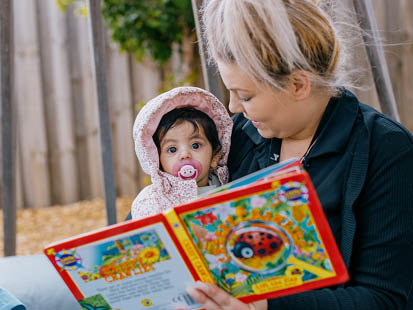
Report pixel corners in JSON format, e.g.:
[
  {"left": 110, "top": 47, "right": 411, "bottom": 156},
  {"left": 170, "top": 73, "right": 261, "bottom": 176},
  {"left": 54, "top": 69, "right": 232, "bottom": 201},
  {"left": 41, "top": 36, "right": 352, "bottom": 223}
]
[{"left": 131, "top": 87, "right": 232, "bottom": 219}]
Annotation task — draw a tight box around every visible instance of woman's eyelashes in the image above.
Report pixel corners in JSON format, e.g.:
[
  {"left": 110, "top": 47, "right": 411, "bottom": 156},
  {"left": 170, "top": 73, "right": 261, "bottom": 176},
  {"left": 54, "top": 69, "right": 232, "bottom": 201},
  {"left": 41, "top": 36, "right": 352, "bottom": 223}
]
[
  {"left": 239, "top": 96, "right": 252, "bottom": 102},
  {"left": 237, "top": 93, "right": 253, "bottom": 102}
]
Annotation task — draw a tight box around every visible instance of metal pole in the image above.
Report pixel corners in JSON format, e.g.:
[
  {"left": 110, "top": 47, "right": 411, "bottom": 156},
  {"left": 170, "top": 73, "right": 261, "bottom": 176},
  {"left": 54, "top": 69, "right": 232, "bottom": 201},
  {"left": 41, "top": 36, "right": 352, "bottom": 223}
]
[
  {"left": 1, "top": 0, "right": 16, "bottom": 256},
  {"left": 86, "top": 0, "right": 117, "bottom": 225},
  {"left": 191, "top": 0, "right": 226, "bottom": 103},
  {"left": 353, "top": 0, "right": 400, "bottom": 122}
]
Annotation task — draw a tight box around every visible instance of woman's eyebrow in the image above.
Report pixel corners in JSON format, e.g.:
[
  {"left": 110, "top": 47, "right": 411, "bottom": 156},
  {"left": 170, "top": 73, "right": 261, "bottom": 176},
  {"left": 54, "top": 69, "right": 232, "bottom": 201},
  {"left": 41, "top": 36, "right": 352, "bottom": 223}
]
[{"left": 229, "top": 87, "right": 252, "bottom": 92}]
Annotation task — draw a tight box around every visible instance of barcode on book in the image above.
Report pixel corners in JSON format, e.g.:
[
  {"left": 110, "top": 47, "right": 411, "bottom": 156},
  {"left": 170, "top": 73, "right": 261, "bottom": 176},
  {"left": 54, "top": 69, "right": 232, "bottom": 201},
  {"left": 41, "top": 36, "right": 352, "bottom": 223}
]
[{"left": 172, "top": 292, "right": 200, "bottom": 309}]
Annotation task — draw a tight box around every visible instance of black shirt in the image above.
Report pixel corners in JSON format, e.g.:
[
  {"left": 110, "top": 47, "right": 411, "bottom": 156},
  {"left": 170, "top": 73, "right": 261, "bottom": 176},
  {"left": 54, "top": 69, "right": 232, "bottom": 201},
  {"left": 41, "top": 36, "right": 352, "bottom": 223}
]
[{"left": 228, "top": 89, "right": 413, "bottom": 309}]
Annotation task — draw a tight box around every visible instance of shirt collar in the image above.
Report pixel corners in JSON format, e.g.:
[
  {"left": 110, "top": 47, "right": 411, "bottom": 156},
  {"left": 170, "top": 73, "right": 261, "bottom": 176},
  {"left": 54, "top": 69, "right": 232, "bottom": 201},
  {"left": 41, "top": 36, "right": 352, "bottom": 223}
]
[
  {"left": 240, "top": 89, "right": 360, "bottom": 157},
  {"left": 308, "top": 89, "right": 360, "bottom": 158}
]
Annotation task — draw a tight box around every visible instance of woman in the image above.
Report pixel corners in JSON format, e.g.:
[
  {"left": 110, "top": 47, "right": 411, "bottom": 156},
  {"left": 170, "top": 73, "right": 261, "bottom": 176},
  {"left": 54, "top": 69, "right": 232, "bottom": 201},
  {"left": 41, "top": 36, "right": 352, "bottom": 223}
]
[{"left": 186, "top": 0, "right": 413, "bottom": 309}]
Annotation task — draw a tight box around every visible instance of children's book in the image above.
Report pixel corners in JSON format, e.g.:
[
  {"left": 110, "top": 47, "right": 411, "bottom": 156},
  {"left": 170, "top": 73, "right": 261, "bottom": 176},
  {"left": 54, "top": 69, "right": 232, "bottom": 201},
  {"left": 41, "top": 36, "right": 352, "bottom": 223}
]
[{"left": 44, "top": 160, "right": 348, "bottom": 310}]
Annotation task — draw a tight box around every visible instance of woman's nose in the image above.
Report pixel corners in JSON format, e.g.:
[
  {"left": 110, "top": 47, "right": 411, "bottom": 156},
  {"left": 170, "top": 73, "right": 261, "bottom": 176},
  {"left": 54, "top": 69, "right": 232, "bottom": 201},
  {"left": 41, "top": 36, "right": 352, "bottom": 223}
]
[{"left": 228, "top": 94, "right": 243, "bottom": 114}]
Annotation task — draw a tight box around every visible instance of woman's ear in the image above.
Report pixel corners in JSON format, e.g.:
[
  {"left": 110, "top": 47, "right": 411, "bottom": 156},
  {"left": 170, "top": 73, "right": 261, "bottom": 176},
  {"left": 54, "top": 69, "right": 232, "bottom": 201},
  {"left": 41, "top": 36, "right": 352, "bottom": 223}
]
[{"left": 290, "top": 70, "right": 312, "bottom": 100}]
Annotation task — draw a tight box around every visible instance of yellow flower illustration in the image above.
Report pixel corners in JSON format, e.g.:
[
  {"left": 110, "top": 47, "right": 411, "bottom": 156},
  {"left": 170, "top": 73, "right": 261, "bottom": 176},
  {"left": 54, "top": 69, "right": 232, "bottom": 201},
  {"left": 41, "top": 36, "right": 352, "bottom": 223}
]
[{"left": 139, "top": 247, "right": 160, "bottom": 265}]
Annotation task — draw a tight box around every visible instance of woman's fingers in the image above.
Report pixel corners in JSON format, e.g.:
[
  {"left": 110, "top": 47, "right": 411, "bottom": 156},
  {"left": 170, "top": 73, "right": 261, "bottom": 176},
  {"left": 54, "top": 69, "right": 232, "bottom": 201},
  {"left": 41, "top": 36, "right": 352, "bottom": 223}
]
[
  {"left": 191, "top": 282, "right": 235, "bottom": 308},
  {"left": 250, "top": 300, "right": 268, "bottom": 310},
  {"left": 186, "top": 281, "right": 267, "bottom": 310},
  {"left": 186, "top": 285, "right": 222, "bottom": 310}
]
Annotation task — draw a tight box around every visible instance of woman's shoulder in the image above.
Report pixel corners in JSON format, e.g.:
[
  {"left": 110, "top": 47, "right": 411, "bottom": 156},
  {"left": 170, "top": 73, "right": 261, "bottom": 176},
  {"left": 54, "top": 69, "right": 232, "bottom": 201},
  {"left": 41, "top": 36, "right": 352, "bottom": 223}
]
[{"left": 358, "top": 102, "right": 413, "bottom": 152}]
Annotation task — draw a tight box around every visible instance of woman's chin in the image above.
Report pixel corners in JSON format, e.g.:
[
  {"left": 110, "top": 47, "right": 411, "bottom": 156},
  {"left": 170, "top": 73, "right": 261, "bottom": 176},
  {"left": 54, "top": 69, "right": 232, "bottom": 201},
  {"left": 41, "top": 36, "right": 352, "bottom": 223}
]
[{"left": 257, "top": 127, "right": 278, "bottom": 139}]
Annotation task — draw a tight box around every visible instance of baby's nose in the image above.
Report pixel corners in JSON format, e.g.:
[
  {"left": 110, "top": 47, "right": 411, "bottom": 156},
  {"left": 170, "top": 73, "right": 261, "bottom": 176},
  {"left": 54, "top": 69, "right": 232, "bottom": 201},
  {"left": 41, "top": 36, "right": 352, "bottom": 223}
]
[{"left": 179, "top": 149, "right": 192, "bottom": 160}]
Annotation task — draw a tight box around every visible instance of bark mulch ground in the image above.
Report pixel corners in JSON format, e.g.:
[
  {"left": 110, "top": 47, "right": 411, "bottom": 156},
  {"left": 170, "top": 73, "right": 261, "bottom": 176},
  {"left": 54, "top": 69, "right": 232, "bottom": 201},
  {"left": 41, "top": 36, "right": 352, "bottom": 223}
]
[{"left": 0, "top": 197, "right": 133, "bottom": 257}]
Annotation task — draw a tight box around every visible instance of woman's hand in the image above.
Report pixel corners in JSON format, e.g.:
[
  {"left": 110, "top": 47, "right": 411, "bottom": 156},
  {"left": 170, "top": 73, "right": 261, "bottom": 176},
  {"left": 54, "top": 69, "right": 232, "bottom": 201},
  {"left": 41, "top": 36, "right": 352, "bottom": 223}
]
[{"left": 186, "top": 281, "right": 268, "bottom": 310}]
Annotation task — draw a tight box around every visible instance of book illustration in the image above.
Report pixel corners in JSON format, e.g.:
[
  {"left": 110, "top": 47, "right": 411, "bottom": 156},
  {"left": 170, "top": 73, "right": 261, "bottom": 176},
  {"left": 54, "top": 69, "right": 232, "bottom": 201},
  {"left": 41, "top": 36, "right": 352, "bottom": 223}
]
[
  {"left": 54, "top": 249, "right": 84, "bottom": 271},
  {"left": 50, "top": 230, "right": 171, "bottom": 284},
  {"left": 180, "top": 179, "right": 335, "bottom": 297},
  {"left": 45, "top": 220, "right": 205, "bottom": 309},
  {"left": 79, "top": 294, "right": 111, "bottom": 310},
  {"left": 226, "top": 220, "right": 293, "bottom": 275}
]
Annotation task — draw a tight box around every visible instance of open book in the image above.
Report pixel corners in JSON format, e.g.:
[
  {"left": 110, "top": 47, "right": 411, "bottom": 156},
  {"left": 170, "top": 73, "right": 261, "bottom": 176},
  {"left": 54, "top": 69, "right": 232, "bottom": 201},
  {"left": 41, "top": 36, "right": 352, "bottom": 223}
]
[{"left": 44, "top": 159, "right": 348, "bottom": 310}]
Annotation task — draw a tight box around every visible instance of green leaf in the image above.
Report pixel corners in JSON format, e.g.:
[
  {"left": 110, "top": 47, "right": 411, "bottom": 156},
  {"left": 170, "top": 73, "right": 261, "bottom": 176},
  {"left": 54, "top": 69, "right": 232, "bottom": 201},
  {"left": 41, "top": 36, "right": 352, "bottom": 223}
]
[{"left": 101, "top": 0, "right": 195, "bottom": 64}]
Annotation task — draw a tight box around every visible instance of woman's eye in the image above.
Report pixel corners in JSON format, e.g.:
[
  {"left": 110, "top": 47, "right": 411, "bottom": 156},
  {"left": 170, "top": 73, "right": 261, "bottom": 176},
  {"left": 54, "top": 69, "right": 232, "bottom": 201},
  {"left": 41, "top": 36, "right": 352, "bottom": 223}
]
[
  {"left": 239, "top": 96, "right": 251, "bottom": 102},
  {"left": 167, "top": 147, "right": 177, "bottom": 153},
  {"left": 192, "top": 143, "right": 200, "bottom": 149}
]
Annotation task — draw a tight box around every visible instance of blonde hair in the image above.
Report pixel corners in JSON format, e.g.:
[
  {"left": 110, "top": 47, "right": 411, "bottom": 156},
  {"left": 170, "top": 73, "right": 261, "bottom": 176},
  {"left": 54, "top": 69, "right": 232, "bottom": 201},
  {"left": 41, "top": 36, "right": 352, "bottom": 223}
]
[{"left": 202, "top": 0, "right": 350, "bottom": 94}]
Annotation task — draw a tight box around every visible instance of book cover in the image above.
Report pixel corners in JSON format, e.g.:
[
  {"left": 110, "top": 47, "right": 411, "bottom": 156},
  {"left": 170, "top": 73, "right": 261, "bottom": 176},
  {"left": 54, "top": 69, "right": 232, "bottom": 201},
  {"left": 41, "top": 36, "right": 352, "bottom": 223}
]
[
  {"left": 170, "top": 170, "right": 348, "bottom": 303},
  {"left": 44, "top": 162, "right": 348, "bottom": 310},
  {"left": 44, "top": 214, "right": 203, "bottom": 310}
]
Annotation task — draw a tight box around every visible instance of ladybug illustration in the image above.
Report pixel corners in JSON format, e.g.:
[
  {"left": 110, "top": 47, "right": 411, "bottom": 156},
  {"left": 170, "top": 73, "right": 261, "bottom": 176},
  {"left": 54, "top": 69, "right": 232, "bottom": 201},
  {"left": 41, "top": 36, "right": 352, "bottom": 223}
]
[{"left": 232, "top": 230, "right": 284, "bottom": 259}]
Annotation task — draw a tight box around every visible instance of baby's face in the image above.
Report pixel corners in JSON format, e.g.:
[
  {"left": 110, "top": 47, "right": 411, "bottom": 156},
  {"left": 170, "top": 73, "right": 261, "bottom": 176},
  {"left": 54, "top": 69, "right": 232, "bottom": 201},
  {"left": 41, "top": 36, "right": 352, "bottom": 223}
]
[{"left": 159, "top": 121, "right": 219, "bottom": 186}]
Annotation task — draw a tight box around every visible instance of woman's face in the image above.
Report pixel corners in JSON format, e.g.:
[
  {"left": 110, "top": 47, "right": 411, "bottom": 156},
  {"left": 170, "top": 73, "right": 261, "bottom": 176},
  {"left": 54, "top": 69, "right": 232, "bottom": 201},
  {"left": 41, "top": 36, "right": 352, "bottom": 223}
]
[{"left": 217, "top": 61, "right": 321, "bottom": 140}]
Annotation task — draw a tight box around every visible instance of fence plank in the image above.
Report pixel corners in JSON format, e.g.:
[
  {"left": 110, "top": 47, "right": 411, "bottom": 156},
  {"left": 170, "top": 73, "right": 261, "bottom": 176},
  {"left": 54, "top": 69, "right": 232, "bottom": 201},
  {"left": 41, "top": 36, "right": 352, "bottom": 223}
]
[
  {"left": 381, "top": 0, "right": 402, "bottom": 100},
  {"left": 106, "top": 40, "right": 138, "bottom": 197},
  {"left": 398, "top": 0, "right": 413, "bottom": 132},
  {"left": 87, "top": 0, "right": 117, "bottom": 225},
  {"left": 130, "top": 57, "right": 162, "bottom": 189},
  {"left": 353, "top": 0, "right": 400, "bottom": 121},
  {"left": 191, "top": 0, "right": 226, "bottom": 103},
  {"left": 67, "top": 7, "right": 103, "bottom": 200},
  {"left": 13, "top": 0, "right": 51, "bottom": 208},
  {"left": 37, "top": 0, "right": 79, "bottom": 204},
  {"left": 1, "top": 0, "right": 16, "bottom": 256}
]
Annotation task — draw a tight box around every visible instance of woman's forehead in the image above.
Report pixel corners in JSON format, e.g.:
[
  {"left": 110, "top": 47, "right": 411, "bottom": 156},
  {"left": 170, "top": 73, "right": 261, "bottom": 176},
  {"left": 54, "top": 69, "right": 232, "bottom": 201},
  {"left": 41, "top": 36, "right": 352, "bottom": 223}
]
[{"left": 217, "top": 61, "right": 255, "bottom": 89}]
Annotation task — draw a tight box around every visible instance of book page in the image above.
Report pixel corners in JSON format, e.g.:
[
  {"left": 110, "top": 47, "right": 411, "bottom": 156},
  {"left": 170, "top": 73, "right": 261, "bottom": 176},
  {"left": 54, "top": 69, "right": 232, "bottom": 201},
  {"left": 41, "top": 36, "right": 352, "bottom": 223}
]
[
  {"left": 200, "top": 158, "right": 301, "bottom": 197},
  {"left": 45, "top": 221, "right": 202, "bottom": 310},
  {"left": 175, "top": 172, "right": 347, "bottom": 301}
]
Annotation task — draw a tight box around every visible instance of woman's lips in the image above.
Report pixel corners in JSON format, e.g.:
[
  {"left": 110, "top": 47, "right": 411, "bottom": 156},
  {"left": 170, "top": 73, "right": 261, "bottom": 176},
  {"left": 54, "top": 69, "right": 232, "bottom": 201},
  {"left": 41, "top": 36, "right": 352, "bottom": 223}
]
[{"left": 251, "top": 120, "right": 262, "bottom": 128}]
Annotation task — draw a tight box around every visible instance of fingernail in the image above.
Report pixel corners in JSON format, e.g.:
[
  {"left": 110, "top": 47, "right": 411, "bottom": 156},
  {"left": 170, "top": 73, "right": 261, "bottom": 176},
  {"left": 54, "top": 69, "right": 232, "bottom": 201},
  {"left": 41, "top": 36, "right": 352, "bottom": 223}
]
[
  {"left": 186, "top": 286, "right": 200, "bottom": 300},
  {"left": 192, "top": 281, "right": 209, "bottom": 291}
]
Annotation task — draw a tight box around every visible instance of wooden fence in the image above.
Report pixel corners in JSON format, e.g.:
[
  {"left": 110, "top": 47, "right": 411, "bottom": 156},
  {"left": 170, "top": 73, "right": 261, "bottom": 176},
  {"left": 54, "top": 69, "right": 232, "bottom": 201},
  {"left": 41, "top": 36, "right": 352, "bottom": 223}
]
[{"left": 1, "top": 0, "right": 413, "bottom": 209}]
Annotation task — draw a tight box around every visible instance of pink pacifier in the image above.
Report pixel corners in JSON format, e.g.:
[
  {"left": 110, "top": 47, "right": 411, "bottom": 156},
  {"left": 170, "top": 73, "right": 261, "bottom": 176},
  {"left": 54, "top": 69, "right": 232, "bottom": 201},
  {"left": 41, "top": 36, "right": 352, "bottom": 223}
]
[{"left": 172, "top": 160, "right": 202, "bottom": 181}]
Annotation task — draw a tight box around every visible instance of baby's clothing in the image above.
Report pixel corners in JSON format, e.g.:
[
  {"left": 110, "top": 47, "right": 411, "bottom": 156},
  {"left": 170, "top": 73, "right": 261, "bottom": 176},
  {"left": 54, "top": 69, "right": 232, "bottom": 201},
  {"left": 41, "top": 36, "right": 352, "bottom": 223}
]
[
  {"left": 197, "top": 171, "right": 221, "bottom": 196},
  {"left": 131, "top": 87, "right": 232, "bottom": 219}
]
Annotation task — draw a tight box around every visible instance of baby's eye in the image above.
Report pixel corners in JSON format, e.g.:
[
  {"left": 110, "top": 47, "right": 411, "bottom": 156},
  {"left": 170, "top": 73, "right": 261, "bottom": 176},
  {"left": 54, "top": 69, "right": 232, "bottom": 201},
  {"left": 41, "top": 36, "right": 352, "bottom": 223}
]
[
  {"left": 167, "top": 146, "right": 177, "bottom": 153},
  {"left": 192, "top": 143, "right": 201, "bottom": 150}
]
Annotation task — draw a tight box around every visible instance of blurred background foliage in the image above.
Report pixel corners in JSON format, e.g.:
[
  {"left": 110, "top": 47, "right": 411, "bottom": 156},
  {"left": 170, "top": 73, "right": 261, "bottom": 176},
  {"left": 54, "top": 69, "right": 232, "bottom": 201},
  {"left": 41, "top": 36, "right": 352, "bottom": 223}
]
[
  {"left": 102, "top": 0, "right": 195, "bottom": 64},
  {"left": 58, "top": 0, "right": 195, "bottom": 65}
]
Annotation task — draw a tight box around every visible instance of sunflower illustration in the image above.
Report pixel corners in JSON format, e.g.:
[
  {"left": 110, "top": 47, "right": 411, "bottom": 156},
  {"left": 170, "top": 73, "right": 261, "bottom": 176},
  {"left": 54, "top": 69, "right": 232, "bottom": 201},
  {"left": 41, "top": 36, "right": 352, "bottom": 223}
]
[{"left": 138, "top": 247, "right": 160, "bottom": 265}]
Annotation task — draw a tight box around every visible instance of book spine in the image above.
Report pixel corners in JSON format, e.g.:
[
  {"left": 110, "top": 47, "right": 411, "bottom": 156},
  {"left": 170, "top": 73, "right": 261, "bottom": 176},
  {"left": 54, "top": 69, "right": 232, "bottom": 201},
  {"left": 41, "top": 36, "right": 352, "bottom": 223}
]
[{"left": 164, "top": 209, "right": 214, "bottom": 283}]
